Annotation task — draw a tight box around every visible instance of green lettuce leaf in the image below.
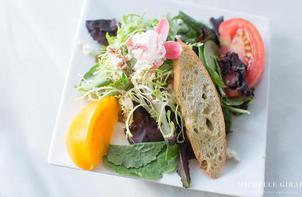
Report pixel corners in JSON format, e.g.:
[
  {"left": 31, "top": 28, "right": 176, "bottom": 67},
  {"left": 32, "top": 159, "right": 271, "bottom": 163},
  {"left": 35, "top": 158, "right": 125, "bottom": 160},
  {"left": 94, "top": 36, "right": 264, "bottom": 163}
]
[
  {"left": 106, "top": 141, "right": 165, "bottom": 168},
  {"left": 104, "top": 143, "right": 179, "bottom": 180}
]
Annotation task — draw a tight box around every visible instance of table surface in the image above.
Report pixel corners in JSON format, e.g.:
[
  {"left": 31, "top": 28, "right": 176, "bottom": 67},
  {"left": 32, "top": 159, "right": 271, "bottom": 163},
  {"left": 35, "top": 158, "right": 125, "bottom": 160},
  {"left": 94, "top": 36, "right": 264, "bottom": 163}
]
[{"left": 1, "top": 0, "right": 301, "bottom": 196}]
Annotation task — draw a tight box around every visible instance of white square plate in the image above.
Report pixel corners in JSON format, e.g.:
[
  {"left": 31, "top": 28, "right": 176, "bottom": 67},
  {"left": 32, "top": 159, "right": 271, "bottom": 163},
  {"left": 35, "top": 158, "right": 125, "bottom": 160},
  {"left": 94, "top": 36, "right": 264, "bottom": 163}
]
[{"left": 48, "top": 0, "right": 271, "bottom": 196}]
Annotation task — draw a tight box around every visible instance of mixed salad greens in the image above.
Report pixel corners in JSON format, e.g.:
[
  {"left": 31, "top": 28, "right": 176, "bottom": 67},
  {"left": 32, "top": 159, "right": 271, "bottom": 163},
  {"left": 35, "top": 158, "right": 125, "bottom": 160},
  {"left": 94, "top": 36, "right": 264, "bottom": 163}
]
[{"left": 66, "top": 11, "right": 264, "bottom": 188}]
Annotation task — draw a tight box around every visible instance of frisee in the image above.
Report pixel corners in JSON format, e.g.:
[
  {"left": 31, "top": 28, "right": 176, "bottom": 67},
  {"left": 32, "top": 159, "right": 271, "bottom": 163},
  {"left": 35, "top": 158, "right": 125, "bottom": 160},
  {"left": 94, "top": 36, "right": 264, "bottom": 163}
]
[
  {"left": 123, "top": 64, "right": 183, "bottom": 141},
  {"left": 79, "top": 14, "right": 184, "bottom": 142}
]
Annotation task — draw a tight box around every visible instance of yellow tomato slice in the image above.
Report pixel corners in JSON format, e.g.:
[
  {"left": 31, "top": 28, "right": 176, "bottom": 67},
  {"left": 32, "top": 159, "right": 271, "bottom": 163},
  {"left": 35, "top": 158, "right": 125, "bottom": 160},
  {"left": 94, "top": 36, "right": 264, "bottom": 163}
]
[{"left": 66, "top": 96, "right": 119, "bottom": 170}]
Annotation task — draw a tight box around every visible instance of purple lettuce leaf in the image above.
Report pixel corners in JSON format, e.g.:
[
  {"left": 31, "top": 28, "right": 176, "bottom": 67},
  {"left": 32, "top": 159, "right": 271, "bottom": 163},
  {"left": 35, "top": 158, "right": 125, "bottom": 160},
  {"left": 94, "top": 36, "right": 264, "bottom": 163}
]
[
  {"left": 126, "top": 106, "right": 164, "bottom": 144},
  {"left": 220, "top": 52, "right": 254, "bottom": 97},
  {"left": 177, "top": 130, "right": 195, "bottom": 188},
  {"left": 86, "top": 19, "right": 118, "bottom": 45},
  {"left": 209, "top": 16, "right": 224, "bottom": 37}
]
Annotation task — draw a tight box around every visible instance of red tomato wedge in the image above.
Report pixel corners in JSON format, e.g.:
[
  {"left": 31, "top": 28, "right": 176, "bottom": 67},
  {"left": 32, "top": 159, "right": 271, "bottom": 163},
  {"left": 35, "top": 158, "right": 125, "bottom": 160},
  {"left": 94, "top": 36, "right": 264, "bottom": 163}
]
[{"left": 219, "top": 18, "right": 265, "bottom": 88}]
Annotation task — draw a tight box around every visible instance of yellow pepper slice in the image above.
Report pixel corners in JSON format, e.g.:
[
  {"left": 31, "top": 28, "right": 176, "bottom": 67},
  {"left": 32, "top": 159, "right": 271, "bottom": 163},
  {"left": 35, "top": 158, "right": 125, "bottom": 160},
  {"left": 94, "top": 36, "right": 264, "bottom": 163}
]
[{"left": 66, "top": 96, "right": 119, "bottom": 170}]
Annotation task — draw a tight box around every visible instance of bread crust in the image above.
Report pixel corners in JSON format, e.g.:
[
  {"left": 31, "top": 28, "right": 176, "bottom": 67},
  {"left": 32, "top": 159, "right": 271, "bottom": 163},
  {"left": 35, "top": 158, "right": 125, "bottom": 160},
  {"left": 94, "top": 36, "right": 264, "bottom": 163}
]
[{"left": 173, "top": 41, "right": 227, "bottom": 178}]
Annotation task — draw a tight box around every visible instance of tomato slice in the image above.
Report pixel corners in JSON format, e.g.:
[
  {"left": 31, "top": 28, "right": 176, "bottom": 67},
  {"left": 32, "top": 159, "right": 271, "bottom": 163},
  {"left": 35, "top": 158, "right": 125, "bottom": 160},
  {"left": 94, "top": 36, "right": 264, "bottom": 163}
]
[{"left": 219, "top": 18, "right": 265, "bottom": 89}]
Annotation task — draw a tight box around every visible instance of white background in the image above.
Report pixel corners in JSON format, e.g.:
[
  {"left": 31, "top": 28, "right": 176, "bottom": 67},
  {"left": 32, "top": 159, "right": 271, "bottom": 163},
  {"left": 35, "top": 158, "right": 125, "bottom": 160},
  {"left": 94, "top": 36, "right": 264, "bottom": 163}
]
[{"left": 0, "top": 0, "right": 301, "bottom": 196}]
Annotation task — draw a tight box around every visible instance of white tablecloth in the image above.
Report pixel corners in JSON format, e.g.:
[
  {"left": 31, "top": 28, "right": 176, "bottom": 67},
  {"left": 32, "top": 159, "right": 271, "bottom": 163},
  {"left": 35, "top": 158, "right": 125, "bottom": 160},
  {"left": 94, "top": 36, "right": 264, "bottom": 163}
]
[{"left": 1, "top": 0, "right": 302, "bottom": 196}]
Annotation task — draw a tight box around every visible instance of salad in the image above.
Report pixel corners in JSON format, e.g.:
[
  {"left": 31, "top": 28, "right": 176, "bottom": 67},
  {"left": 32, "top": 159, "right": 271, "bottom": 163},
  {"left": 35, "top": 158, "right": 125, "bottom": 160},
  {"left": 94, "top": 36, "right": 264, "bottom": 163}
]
[{"left": 65, "top": 11, "right": 265, "bottom": 188}]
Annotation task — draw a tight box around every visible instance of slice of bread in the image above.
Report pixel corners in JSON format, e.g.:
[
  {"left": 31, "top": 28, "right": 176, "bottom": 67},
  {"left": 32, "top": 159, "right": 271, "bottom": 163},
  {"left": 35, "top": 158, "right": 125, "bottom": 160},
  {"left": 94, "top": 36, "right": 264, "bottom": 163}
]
[{"left": 173, "top": 41, "right": 226, "bottom": 178}]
